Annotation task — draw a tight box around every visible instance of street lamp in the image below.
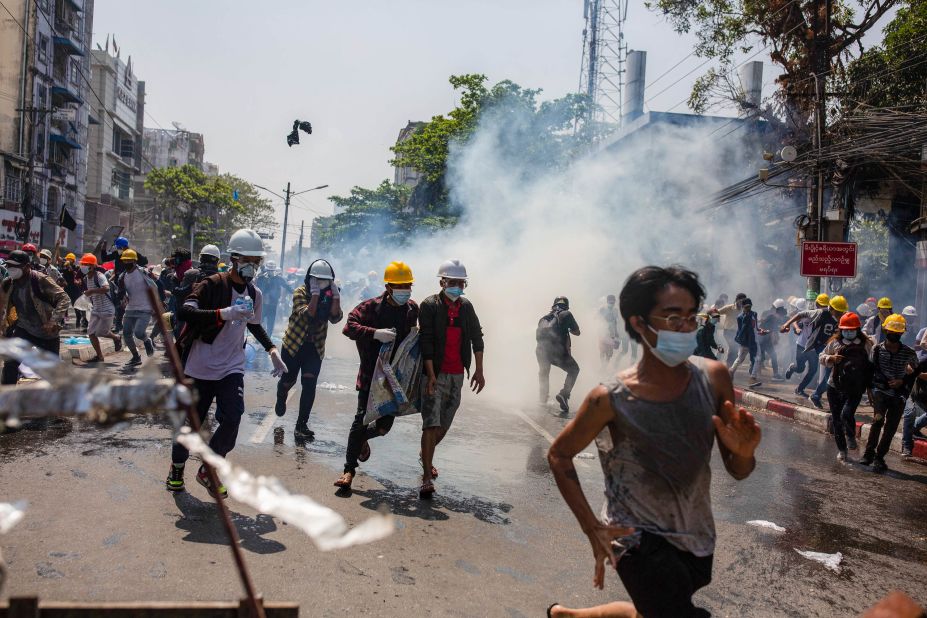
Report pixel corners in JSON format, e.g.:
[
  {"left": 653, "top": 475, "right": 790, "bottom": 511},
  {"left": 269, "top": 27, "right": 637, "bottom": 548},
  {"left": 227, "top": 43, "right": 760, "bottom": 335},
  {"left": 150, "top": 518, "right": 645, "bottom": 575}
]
[{"left": 254, "top": 183, "right": 328, "bottom": 270}]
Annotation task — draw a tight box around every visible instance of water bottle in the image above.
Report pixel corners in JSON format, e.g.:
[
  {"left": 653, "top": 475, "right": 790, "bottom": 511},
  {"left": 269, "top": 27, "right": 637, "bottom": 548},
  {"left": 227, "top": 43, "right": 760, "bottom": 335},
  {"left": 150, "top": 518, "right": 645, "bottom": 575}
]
[{"left": 232, "top": 295, "right": 252, "bottom": 326}]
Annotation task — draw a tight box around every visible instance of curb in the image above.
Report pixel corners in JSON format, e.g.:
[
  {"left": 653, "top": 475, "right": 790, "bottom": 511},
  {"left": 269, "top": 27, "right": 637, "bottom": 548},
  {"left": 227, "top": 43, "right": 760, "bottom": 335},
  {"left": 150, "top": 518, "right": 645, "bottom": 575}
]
[{"left": 734, "top": 387, "right": 927, "bottom": 463}]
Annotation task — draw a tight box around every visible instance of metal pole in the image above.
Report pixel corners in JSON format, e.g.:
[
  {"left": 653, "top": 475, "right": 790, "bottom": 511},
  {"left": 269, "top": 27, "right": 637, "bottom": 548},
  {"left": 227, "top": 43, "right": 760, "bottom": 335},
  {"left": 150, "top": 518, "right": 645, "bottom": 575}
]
[
  {"left": 189, "top": 223, "right": 195, "bottom": 258},
  {"left": 280, "top": 182, "right": 290, "bottom": 270},
  {"left": 297, "top": 220, "right": 304, "bottom": 268}
]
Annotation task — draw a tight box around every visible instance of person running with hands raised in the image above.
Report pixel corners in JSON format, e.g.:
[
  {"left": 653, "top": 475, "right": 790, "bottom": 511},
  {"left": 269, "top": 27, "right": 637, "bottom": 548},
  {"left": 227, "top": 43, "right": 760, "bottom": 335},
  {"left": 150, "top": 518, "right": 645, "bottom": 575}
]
[{"left": 546, "top": 266, "right": 761, "bottom": 618}]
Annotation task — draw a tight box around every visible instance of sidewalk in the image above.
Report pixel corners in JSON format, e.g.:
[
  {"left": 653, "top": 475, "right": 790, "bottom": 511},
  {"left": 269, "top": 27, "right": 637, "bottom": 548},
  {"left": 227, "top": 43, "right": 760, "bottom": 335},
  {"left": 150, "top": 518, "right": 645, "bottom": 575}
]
[{"left": 731, "top": 369, "right": 927, "bottom": 463}]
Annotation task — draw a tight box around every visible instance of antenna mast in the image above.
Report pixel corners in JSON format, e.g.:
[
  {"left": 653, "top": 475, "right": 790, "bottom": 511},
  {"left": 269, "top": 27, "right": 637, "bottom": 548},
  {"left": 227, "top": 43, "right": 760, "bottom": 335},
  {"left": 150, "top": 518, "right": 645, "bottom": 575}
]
[{"left": 578, "top": 0, "right": 629, "bottom": 126}]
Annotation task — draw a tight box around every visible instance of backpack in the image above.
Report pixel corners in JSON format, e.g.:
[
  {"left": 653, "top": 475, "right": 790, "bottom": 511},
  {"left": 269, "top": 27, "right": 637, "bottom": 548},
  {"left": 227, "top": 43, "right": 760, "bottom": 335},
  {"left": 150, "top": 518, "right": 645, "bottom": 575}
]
[
  {"left": 536, "top": 311, "right": 562, "bottom": 345},
  {"left": 28, "top": 271, "right": 54, "bottom": 308},
  {"left": 834, "top": 341, "right": 873, "bottom": 394}
]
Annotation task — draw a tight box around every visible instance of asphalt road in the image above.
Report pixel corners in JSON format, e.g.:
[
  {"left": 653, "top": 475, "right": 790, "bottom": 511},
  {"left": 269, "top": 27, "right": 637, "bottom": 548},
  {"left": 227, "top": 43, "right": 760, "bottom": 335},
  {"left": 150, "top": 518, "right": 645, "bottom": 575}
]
[{"left": 1, "top": 346, "right": 926, "bottom": 617}]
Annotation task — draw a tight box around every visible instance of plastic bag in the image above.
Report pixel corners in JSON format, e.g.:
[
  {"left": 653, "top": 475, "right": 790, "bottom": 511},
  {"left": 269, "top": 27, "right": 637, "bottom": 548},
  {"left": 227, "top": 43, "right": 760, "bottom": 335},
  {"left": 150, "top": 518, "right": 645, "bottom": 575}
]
[
  {"left": 73, "top": 294, "right": 92, "bottom": 315},
  {"left": 364, "top": 328, "right": 422, "bottom": 424}
]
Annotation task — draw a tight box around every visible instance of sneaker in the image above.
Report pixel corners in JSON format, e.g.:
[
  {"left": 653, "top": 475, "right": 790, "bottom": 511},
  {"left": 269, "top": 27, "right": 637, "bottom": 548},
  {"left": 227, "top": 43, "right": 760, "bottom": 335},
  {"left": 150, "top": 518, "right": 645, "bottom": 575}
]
[
  {"left": 749, "top": 380, "right": 762, "bottom": 388},
  {"left": 809, "top": 395, "right": 823, "bottom": 410},
  {"left": 555, "top": 394, "right": 569, "bottom": 413},
  {"left": 196, "top": 465, "right": 228, "bottom": 499},
  {"left": 125, "top": 355, "right": 142, "bottom": 367},
  {"left": 836, "top": 450, "right": 847, "bottom": 462},
  {"left": 772, "top": 374, "right": 785, "bottom": 382},
  {"left": 785, "top": 365, "right": 795, "bottom": 380},
  {"left": 793, "top": 388, "right": 806, "bottom": 397},
  {"left": 165, "top": 464, "right": 185, "bottom": 492},
  {"left": 859, "top": 453, "right": 874, "bottom": 466},
  {"left": 847, "top": 438, "right": 858, "bottom": 450},
  {"left": 113, "top": 336, "right": 123, "bottom": 352},
  {"left": 872, "top": 457, "right": 887, "bottom": 473},
  {"left": 901, "top": 447, "right": 913, "bottom": 458},
  {"left": 143, "top": 338, "right": 154, "bottom": 357},
  {"left": 294, "top": 424, "right": 314, "bottom": 440},
  {"left": 274, "top": 398, "right": 287, "bottom": 417}
]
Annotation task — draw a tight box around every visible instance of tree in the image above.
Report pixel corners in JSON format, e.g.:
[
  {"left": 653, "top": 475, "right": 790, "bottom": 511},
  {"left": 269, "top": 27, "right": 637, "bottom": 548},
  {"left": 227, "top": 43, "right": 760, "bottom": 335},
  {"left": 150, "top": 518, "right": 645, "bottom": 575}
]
[
  {"left": 218, "top": 173, "right": 278, "bottom": 233},
  {"left": 144, "top": 164, "right": 235, "bottom": 249},
  {"left": 648, "top": 0, "right": 898, "bottom": 133}
]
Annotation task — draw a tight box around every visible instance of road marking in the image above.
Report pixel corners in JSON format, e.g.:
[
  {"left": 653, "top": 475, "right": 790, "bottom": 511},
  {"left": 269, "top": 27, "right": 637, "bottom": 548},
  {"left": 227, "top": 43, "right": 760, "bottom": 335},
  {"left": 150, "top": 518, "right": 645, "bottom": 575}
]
[
  {"left": 508, "top": 408, "right": 590, "bottom": 469},
  {"left": 251, "top": 385, "right": 299, "bottom": 444}
]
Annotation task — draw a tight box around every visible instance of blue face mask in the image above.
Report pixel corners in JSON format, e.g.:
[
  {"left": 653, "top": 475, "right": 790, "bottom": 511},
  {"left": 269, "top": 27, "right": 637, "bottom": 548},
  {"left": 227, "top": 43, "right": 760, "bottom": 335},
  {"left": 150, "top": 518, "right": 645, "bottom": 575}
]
[
  {"left": 391, "top": 289, "right": 411, "bottom": 305},
  {"left": 643, "top": 324, "right": 697, "bottom": 367},
  {"left": 444, "top": 286, "right": 463, "bottom": 301}
]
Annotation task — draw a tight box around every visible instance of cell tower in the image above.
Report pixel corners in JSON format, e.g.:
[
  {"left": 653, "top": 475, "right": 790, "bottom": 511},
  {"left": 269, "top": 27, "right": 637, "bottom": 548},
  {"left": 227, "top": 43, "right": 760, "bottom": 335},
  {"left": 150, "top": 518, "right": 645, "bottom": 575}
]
[{"left": 578, "top": 0, "right": 629, "bottom": 125}]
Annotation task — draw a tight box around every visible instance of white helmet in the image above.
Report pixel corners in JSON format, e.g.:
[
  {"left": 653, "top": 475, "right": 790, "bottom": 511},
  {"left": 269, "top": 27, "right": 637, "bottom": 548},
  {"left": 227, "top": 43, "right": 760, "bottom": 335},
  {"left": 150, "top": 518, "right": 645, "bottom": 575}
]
[
  {"left": 903, "top": 305, "right": 917, "bottom": 317},
  {"left": 437, "top": 258, "right": 468, "bottom": 280},
  {"left": 264, "top": 260, "right": 277, "bottom": 272},
  {"left": 793, "top": 299, "right": 807, "bottom": 311},
  {"left": 227, "top": 229, "right": 266, "bottom": 257},
  {"left": 773, "top": 298, "right": 786, "bottom": 309},
  {"left": 200, "top": 244, "right": 221, "bottom": 260},
  {"left": 855, "top": 303, "right": 874, "bottom": 318},
  {"left": 308, "top": 259, "right": 335, "bottom": 280}
]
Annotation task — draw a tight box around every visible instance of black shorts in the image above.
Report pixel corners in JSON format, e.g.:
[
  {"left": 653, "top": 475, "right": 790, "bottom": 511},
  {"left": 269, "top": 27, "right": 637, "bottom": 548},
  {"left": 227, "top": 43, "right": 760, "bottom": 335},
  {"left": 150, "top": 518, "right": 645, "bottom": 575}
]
[{"left": 616, "top": 532, "right": 713, "bottom": 618}]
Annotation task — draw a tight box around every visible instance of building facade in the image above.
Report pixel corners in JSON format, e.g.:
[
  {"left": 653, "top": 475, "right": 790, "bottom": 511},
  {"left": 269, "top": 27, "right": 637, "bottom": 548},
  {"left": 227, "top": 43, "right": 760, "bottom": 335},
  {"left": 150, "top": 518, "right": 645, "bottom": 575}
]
[
  {"left": 0, "top": 0, "right": 95, "bottom": 254},
  {"left": 393, "top": 121, "right": 424, "bottom": 187},
  {"left": 84, "top": 48, "right": 144, "bottom": 243}
]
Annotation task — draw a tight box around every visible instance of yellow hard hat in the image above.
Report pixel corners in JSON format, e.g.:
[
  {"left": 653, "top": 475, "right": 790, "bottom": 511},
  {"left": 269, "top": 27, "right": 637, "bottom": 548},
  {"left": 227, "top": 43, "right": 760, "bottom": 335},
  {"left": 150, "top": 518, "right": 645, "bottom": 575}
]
[
  {"left": 119, "top": 248, "right": 139, "bottom": 262},
  {"left": 877, "top": 297, "right": 893, "bottom": 310},
  {"left": 384, "top": 261, "right": 414, "bottom": 285},
  {"left": 65, "top": 252, "right": 76, "bottom": 261},
  {"left": 883, "top": 313, "right": 906, "bottom": 334},
  {"left": 815, "top": 293, "right": 830, "bottom": 307},
  {"left": 829, "top": 295, "right": 848, "bottom": 313}
]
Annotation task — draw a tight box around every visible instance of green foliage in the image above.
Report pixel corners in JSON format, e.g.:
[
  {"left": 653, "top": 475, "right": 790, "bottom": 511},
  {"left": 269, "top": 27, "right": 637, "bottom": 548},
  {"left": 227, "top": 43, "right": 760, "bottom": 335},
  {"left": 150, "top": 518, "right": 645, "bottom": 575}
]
[
  {"left": 843, "top": 1, "right": 927, "bottom": 110},
  {"left": 218, "top": 173, "right": 277, "bottom": 232}
]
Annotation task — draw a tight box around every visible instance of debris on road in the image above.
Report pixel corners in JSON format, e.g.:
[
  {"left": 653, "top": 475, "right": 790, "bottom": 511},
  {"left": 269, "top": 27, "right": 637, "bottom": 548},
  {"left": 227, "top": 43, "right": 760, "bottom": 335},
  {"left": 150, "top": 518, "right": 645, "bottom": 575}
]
[
  {"left": 794, "top": 549, "right": 843, "bottom": 572},
  {"left": 0, "top": 500, "right": 26, "bottom": 595},
  {"left": 746, "top": 520, "right": 786, "bottom": 532}
]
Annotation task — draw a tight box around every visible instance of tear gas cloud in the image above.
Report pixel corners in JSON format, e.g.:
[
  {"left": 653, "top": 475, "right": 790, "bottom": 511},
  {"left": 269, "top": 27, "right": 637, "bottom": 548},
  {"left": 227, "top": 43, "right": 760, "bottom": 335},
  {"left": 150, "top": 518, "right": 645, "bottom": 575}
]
[{"left": 326, "top": 102, "right": 807, "bottom": 403}]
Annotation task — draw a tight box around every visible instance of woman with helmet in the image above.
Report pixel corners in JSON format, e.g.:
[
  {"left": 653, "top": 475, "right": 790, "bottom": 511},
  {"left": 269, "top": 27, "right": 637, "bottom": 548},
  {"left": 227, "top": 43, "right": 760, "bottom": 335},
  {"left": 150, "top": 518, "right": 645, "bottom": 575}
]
[
  {"left": 274, "top": 259, "right": 343, "bottom": 440},
  {"left": 819, "top": 312, "right": 873, "bottom": 461}
]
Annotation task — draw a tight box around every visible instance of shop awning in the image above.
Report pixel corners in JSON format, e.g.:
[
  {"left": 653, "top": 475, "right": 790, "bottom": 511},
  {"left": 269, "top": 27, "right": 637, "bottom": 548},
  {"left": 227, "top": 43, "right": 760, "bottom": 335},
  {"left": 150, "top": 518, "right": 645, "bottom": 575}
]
[
  {"left": 52, "top": 36, "right": 85, "bottom": 57},
  {"left": 50, "top": 133, "right": 82, "bottom": 150},
  {"left": 51, "top": 86, "right": 83, "bottom": 105}
]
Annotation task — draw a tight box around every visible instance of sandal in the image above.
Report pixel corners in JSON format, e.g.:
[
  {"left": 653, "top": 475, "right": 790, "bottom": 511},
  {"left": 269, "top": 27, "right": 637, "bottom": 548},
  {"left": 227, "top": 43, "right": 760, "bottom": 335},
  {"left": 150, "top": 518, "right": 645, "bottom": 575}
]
[
  {"left": 358, "top": 441, "right": 371, "bottom": 463},
  {"left": 418, "top": 455, "right": 438, "bottom": 478},
  {"left": 547, "top": 603, "right": 560, "bottom": 618},
  {"left": 334, "top": 472, "right": 353, "bottom": 488},
  {"left": 85, "top": 355, "right": 104, "bottom": 363},
  {"left": 418, "top": 480, "right": 435, "bottom": 500}
]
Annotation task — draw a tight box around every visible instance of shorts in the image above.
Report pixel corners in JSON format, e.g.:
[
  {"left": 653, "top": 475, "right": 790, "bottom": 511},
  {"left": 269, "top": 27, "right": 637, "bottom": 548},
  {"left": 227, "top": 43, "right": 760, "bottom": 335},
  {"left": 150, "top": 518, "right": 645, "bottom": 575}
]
[
  {"left": 87, "top": 313, "right": 115, "bottom": 337},
  {"left": 421, "top": 372, "right": 464, "bottom": 430}
]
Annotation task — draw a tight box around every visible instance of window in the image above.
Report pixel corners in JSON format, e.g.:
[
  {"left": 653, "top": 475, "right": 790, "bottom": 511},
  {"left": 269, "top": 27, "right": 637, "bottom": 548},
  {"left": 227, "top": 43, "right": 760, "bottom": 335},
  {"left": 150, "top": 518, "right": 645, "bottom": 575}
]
[
  {"left": 3, "top": 173, "right": 22, "bottom": 203},
  {"left": 37, "top": 34, "right": 48, "bottom": 64},
  {"left": 119, "top": 137, "right": 134, "bottom": 160},
  {"left": 69, "top": 59, "right": 81, "bottom": 86}
]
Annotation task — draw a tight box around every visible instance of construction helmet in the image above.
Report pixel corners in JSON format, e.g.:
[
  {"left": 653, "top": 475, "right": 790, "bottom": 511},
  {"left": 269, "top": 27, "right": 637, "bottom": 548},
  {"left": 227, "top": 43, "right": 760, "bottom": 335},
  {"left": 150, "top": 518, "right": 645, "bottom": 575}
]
[
  {"left": 227, "top": 229, "right": 266, "bottom": 257},
  {"left": 114, "top": 237, "right": 129, "bottom": 249},
  {"left": 65, "top": 252, "right": 76, "bottom": 261},
  {"left": 80, "top": 253, "right": 98, "bottom": 266},
  {"left": 263, "top": 260, "right": 277, "bottom": 271},
  {"left": 829, "top": 295, "right": 848, "bottom": 313},
  {"left": 902, "top": 305, "right": 917, "bottom": 317},
  {"left": 839, "top": 312, "right": 861, "bottom": 329},
  {"left": 308, "top": 259, "right": 335, "bottom": 281},
  {"left": 856, "top": 303, "right": 874, "bottom": 318},
  {"left": 877, "top": 297, "right": 893, "bottom": 310},
  {"left": 384, "top": 261, "right": 414, "bottom": 284},
  {"left": 120, "top": 249, "right": 139, "bottom": 262},
  {"left": 437, "top": 259, "right": 468, "bottom": 280},
  {"left": 553, "top": 296, "right": 570, "bottom": 309},
  {"left": 883, "top": 313, "right": 907, "bottom": 334},
  {"left": 815, "top": 293, "right": 830, "bottom": 308},
  {"left": 773, "top": 298, "right": 786, "bottom": 309},
  {"left": 21, "top": 243, "right": 37, "bottom": 253},
  {"left": 199, "top": 244, "right": 221, "bottom": 260}
]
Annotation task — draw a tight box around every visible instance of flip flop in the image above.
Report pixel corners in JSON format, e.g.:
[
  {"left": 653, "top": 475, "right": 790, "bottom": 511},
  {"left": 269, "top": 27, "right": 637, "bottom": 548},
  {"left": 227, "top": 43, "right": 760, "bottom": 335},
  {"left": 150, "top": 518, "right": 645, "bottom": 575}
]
[
  {"left": 418, "top": 480, "right": 435, "bottom": 500},
  {"left": 334, "top": 472, "right": 353, "bottom": 488}
]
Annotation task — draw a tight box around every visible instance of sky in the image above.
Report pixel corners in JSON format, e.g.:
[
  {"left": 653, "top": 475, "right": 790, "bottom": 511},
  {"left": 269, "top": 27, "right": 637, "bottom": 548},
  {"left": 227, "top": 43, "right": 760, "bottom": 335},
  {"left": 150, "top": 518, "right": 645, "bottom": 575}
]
[{"left": 88, "top": 0, "right": 851, "bottom": 241}]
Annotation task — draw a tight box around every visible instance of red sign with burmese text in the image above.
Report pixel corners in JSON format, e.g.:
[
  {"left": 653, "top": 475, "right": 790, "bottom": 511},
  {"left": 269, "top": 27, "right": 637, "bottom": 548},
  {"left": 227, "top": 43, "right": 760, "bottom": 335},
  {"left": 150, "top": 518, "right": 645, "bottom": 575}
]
[{"left": 800, "top": 241, "right": 858, "bottom": 278}]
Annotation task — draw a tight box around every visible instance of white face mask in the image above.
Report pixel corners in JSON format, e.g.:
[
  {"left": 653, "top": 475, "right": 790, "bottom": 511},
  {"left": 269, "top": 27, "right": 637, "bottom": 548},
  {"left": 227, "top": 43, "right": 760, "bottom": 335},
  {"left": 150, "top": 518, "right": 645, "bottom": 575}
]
[
  {"left": 79, "top": 265, "right": 90, "bottom": 274},
  {"left": 6, "top": 267, "right": 23, "bottom": 281},
  {"left": 318, "top": 279, "right": 331, "bottom": 289},
  {"left": 643, "top": 325, "right": 697, "bottom": 367},
  {"left": 40, "top": 258, "right": 49, "bottom": 266}
]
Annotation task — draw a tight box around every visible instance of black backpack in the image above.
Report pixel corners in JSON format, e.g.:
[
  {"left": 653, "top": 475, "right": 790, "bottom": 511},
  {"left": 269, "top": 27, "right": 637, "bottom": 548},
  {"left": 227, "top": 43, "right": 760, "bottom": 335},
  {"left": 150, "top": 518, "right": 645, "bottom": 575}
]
[
  {"left": 536, "top": 311, "right": 562, "bottom": 345},
  {"left": 834, "top": 341, "right": 873, "bottom": 394}
]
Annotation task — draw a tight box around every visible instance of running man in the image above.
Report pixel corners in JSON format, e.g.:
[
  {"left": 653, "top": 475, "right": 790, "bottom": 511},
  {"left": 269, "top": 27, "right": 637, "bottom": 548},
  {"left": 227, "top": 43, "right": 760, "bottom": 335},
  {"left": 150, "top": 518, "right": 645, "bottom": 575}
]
[{"left": 547, "top": 265, "right": 760, "bottom": 618}]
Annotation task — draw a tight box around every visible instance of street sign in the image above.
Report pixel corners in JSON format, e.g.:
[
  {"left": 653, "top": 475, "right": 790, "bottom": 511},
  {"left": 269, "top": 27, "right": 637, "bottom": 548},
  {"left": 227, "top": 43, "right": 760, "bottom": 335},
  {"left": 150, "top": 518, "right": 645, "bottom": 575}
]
[
  {"left": 52, "top": 107, "right": 76, "bottom": 122},
  {"left": 800, "top": 241, "right": 858, "bottom": 278}
]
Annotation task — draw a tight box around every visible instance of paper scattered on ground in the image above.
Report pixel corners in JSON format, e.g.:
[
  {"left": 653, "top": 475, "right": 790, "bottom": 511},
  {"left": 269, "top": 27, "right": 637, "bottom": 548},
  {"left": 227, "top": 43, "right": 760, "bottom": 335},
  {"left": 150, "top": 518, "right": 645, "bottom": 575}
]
[
  {"left": 177, "top": 428, "right": 393, "bottom": 550},
  {"left": 319, "top": 382, "right": 350, "bottom": 391},
  {"left": 0, "top": 501, "right": 26, "bottom": 534},
  {"left": 575, "top": 452, "right": 597, "bottom": 460},
  {"left": 794, "top": 549, "right": 842, "bottom": 572},
  {"left": 747, "top": 520, "right": 786, "bottom": 532}
]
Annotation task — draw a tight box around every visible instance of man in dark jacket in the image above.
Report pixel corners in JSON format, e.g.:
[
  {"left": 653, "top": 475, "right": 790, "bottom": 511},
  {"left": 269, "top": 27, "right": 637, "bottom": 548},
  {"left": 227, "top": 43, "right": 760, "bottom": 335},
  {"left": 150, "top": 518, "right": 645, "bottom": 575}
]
[
  {"left": 536, "top": 296, "right": 581, "bottom": 414},
  {"left": 334, "top": 261, "right": 419, "bottom": 490},
  {"left": 255, "top": 259, "right": 292, "bottom": 335},
  {"left": 417, "top": 259, "right": 485, "bottom": 498},
  {"left": 694, "top": 308, "right": 723, "bottom": 360},
  {"left": 729, "top": 298, "right": 768, "bottom": 387}
]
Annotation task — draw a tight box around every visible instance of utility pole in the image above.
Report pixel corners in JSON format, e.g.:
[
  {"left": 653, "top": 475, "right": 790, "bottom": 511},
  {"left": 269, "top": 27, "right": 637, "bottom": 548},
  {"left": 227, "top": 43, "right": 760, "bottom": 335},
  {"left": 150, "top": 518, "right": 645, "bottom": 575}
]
[
  {"left": 806, "top": 0, "right": 831, "bottom": 297},
  {"left": 280, "top": 181, "right": 291, "bottom": 270},
  {"left": 297, "top": 220, "right": 304, "bottom": 268},
  {"left": 15, "top": 106, "right": 54, "bottom": 242}
]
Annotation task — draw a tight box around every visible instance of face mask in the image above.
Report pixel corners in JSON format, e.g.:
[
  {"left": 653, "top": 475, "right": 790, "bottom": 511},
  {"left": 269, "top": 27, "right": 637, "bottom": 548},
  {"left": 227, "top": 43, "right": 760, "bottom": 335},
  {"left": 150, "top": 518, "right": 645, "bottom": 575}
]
[
  {"left": 886, "top": 332, "right": 902, "bottom": 343},
  {"left": 237, "top": 263, "right": 257, "bottom": 281},
  {"left": 6, "top": 267, "right": 23, "bottom": 281},
  {"left": 79, "top": 265, "right": 90, "bottom": 274},
  {"left": 643, "top": 324, "right": 697, "bottom": 367},
  {"left": 444, "top": 286, "right": 463, "bottom": 301},
  {"left": 391, "top": 289, "right": 411, "bottom": 305},
  {"left": 124, "top": 262, "right": 137, "bottom": 271},
  {"left": 40, "top": 258, "right": 48, "bottom": 266},
  {"left": 842, "top": 329, "right": 857, "bottom": 341},
  {"left": 116, "top": 249, "right": 124, "bottom": 255}
]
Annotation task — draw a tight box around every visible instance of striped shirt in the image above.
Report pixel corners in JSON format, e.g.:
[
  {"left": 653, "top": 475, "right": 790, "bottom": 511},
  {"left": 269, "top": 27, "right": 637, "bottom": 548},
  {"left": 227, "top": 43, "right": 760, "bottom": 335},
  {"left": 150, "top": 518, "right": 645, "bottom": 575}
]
[
  {"left": 282, "top": 285, "right": 342, "bottom": 358},
  {"left": 871, "top": 342, "right": 918, "bottom": 397}
]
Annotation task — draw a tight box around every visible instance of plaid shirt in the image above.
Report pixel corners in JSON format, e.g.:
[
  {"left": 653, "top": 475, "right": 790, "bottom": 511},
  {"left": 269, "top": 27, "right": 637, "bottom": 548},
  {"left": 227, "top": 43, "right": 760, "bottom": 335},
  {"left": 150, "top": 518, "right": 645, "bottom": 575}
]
[
  {"left": 343, "top": 292, "right": 419, "bottom": 391},
  {"left": 282, "top": 285, "right": 343, "bottom": 358}
]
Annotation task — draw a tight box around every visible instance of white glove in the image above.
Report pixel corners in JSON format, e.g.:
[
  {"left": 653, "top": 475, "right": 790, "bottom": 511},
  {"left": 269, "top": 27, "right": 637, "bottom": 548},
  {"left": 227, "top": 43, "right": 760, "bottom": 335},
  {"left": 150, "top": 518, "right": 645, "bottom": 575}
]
[
  {"left": 308, "top": 276, "right": 320, "bottom": 296},
  {"left": 269, "top": 349, "right": 287, "bottom": 378},
  {"left": 219, "top": 304, "right": 253, "bottom": 321},
  {"left": 373, "top": 328, "right": 396, "bottom": 343},
  {"left": 330, "top": 281, "right": 340, "bottom": 300}
]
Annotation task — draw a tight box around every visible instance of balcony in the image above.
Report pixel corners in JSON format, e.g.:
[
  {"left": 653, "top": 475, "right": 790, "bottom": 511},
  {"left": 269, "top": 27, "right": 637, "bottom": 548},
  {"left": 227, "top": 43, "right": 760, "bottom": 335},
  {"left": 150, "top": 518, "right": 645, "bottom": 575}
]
[{"left": 52, "top": 19, "right": 84, "bottom": 56}]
